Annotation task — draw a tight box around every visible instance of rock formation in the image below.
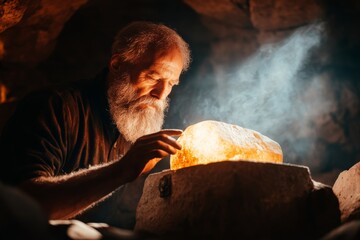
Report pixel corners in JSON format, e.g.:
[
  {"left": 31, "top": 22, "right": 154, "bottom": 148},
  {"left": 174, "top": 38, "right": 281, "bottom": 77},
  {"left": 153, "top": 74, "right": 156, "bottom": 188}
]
[
  {"left": 333, "top": 162, "right": 360, "bottom": 222},
  {"left": 136, "top": 161, "right": 340, "bottom": 239}
]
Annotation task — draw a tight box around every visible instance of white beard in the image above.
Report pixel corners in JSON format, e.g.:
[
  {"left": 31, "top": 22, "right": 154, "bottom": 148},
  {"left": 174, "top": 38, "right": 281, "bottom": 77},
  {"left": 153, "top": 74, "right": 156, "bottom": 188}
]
[{"left": 107, "top": 73, "right": 169, "bottom": 143}]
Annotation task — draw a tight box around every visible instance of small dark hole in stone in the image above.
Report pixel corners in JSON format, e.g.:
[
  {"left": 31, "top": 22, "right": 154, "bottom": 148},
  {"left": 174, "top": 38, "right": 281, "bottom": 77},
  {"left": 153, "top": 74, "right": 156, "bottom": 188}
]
[{"left": 159, "top": 174, "right": 172, "bottom": 198}]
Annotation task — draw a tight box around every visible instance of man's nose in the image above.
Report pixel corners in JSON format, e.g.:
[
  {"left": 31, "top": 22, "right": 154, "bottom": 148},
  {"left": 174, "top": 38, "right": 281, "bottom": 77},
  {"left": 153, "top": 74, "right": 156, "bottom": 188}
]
[{"left": 150, "top": 81, "right": 171, "bottom": 100}]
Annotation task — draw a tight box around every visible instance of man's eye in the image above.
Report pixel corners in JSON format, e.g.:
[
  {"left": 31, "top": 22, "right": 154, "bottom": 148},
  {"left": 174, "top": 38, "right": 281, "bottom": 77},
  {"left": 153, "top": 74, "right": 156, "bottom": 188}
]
[{"left": 148, "top": 76, "right": 159, "bottom": 82}]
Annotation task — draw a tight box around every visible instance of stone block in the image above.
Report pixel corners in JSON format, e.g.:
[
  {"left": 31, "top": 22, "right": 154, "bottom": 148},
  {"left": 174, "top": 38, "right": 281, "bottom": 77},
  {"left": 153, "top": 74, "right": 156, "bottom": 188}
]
[{"left": 135, "top": 161, "right": 339, "bottom": 239}]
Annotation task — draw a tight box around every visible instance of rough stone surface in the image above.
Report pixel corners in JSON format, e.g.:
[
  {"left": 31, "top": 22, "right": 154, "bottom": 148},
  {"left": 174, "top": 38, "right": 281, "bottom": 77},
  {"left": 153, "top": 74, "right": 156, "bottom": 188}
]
[
  {"left": 250, "top": 0, "right": 324, "bottom": 31},
  {"left": 0, "top": 0, "right": 28, "bottom": 33},
  {"left": 333, "top": 162, "right": 360, "bottom": 222},
  {"left": 184, "top": 0, "right": 252, "bottom": 28},
  {"left": 135, "top": 161, "right": 340, "bottom": 239},
  {"left": 0, "top": 0, "right": 87, "bottom": 65}
]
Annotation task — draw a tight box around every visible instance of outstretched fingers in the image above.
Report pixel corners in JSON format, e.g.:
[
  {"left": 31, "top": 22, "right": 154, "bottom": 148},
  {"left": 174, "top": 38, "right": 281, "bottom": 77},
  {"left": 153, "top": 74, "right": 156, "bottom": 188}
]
[
  {"left": 140, "top": 129, "right": 183, "bottom": 139},
  {"left": 146, "top": 149, "right": 172, "bottom": 160},
  {"left": 137, "top": 129, "right": 183, "bottom": 150},
  {"left": 122, "top": 129, "right": 184, "bottom": 176}
]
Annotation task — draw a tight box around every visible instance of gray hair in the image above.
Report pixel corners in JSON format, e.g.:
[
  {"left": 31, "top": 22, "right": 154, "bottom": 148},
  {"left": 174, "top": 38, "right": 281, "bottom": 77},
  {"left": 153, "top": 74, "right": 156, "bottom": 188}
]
[{"left": 111, "top": 21, "right": 191, "bottom": 71}]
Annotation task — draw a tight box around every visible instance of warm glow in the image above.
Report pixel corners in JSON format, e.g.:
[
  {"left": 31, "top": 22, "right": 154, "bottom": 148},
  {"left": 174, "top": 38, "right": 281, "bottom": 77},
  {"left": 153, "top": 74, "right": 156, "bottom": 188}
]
[
  {"left": 0, "top": 82, "right": 8, "bottom": 103},
  {"left": 0, "top": 40, "right": 5, "bottom": 60},
  {"left": 170, "top": 120, "right": 283, "bottom": 170}
]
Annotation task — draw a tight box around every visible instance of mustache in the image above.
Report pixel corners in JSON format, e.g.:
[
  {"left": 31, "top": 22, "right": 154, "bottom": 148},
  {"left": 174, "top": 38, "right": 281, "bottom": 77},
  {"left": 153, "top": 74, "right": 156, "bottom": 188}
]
[{"left": 124, "top": 95, "right": 169, "bottom": 111}]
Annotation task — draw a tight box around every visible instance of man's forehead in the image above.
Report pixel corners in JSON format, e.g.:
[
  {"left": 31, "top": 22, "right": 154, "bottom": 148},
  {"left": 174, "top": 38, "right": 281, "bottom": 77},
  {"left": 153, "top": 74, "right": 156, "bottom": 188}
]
[
  {"left": 150, "top": 48, "right": 183, "bottom": 66},
  {"left": 150, "top": 60, "right": 182, "bottom": 71},
  {"left": 144, "top": 70, "right": 175, "bottom": 83}
]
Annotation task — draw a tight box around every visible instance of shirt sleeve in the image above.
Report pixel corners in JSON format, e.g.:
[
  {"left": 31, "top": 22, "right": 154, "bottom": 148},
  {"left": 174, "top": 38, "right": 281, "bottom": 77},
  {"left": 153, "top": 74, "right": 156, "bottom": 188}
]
[{"left": 0, "top": 90, "right": 69, "bottom": 185}]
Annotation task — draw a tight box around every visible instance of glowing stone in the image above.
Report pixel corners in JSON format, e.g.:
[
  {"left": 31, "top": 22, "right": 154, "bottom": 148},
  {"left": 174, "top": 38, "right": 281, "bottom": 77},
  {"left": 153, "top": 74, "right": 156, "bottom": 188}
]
[{"left": 170, "top": 120, "right": 283, "bottom": 170}]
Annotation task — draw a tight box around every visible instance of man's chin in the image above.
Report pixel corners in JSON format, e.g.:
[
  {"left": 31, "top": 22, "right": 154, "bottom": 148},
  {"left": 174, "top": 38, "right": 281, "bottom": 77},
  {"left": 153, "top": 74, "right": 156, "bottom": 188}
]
[{"left": 113, "top": 110, "right": 165, "bottom": 143}]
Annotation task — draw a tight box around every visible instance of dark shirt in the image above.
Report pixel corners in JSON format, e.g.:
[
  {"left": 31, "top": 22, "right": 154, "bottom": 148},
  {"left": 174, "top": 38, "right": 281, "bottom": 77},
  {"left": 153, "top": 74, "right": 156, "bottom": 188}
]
[{"left": 0, "top": 70, "right": 130, "bottom": 185}]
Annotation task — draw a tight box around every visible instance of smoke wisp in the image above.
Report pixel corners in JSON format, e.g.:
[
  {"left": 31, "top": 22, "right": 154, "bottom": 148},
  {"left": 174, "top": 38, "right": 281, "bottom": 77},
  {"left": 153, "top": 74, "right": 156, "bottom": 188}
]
[{"left": 171, "top": 23, "right": 337, "bottom": 165}]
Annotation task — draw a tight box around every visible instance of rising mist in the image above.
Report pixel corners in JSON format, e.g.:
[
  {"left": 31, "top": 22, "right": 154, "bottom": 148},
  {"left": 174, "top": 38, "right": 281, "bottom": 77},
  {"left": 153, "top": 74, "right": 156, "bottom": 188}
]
[{"left": 170, "top": 23, "right": 337, "bottom": 166}]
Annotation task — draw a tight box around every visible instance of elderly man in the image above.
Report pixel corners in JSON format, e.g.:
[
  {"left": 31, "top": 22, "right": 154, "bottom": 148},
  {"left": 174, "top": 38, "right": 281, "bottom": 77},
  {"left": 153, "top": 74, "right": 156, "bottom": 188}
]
[{"left": 0, "top": 22, "right": 190, "bottom": 222}]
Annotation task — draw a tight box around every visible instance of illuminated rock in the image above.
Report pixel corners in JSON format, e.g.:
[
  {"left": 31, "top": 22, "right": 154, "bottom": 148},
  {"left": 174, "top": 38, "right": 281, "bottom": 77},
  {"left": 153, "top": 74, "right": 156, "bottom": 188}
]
[
  {"left": 170, "top": 120, "right": 283, "bottom": 170},
  {"left": 333, "top": 162, "right": 360, "bottom": 222}
]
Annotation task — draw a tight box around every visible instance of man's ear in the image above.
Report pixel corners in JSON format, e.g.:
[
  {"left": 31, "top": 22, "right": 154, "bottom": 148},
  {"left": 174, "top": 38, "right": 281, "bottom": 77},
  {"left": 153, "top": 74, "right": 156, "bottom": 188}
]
[{"left": 109, "top": 54, "right": 121, "bottom": 72}]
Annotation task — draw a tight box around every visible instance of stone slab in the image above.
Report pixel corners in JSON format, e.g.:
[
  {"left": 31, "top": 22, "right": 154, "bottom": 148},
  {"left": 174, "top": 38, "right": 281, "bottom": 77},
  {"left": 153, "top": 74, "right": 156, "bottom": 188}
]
[{"left": 135, "top": 161, "right": 339, "bottom": 239}]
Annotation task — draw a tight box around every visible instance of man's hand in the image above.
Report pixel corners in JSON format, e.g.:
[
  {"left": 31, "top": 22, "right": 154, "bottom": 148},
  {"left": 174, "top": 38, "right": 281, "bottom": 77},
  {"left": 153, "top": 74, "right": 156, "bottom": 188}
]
[{"left": 119, "top": 129, "right": 183, "bottom": 179}]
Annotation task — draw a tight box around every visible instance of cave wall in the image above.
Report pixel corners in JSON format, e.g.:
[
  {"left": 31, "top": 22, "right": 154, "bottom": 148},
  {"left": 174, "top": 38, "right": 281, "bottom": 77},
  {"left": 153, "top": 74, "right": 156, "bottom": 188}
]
[{"left": 1, "top": 0, "right": 360, "bottom": 184}]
